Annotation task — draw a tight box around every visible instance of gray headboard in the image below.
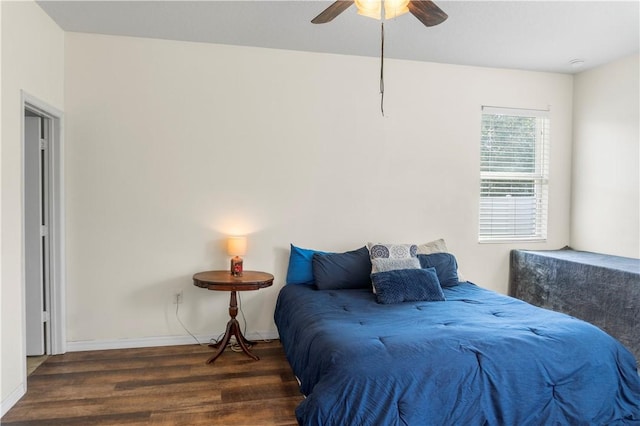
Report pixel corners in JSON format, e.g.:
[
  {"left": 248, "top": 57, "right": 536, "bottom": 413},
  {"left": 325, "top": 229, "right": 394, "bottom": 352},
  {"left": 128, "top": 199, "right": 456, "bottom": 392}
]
[{"left": 510, "top": 248, "right": 640, "bottom": 364}]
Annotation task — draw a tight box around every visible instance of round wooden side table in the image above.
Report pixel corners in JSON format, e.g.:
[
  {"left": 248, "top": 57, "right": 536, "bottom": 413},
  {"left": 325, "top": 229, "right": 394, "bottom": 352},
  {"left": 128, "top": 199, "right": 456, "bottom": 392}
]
[{"left": 193, "top": 270, "right": 274, "bottom": 364}]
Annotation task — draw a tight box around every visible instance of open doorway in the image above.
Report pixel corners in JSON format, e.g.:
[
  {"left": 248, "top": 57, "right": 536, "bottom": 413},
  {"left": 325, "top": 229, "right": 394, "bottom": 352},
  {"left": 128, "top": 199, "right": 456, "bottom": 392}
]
[{"left": 22, "top": 92, "right": 66, "bottom": 375}]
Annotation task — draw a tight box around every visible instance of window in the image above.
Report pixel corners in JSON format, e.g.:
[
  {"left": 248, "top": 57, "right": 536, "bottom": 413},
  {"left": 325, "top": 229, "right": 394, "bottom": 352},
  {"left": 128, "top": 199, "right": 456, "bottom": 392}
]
[{"left": 479, "top": 106, "right": 550, "bottom": 242}]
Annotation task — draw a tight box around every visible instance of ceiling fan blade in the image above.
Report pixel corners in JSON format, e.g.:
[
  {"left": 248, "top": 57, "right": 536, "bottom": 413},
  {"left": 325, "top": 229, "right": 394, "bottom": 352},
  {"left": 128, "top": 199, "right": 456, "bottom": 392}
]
[
  {"left": 311, "top": 0, "right": 354, "bottom": 24},
  {"left": 408, "top": 0, "right": 448, "bottom": 27}
]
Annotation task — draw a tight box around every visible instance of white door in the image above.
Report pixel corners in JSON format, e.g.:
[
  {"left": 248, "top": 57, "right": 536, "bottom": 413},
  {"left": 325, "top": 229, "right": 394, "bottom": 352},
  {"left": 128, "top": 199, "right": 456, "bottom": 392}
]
[{"left": 25, "top": 115, "right": 49, "bottom": 356}]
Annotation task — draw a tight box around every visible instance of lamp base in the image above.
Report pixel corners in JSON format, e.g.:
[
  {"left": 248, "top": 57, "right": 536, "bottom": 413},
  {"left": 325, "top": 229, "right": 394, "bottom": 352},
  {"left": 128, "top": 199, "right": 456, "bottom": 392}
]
[{"left": 230, "top": 256, "right": 243, "bottom": 276}]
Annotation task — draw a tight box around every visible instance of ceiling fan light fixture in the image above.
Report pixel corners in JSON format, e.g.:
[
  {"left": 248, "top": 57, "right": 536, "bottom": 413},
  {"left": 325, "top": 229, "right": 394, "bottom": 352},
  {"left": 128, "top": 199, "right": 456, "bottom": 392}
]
[
  {"left": 354, "top": 0, "right": 410, "bottom": 20},
  {"left": 384, "top": 0, "right": 410, "bottom": 19},
  {"left": 355, "top": 0, "right": 382, "bottom": 19}
]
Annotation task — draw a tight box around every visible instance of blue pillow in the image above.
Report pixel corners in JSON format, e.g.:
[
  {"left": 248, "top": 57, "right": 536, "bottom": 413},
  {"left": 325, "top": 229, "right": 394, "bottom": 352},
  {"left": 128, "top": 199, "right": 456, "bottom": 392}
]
[
  {"left": 286, "top": 244, "right": 328, "bottom": 285},
  {"left": 417, "top": 253, "right": 459, "bottom": 287},
  {"left": 372, "top": 268, "right": 445, "bottom": 304},
  {"left": 312, "top": 246, "right": 372, "bottom": 290}
]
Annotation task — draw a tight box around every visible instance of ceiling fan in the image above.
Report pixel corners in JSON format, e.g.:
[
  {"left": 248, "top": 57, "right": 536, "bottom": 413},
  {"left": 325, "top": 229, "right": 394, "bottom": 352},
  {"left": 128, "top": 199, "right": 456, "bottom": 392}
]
[
  {"left": 311, "top": 1, "right": 448, "bottom": 116},
  {"left": 312, "top": 0, "right": 448, "bottom": 27}
]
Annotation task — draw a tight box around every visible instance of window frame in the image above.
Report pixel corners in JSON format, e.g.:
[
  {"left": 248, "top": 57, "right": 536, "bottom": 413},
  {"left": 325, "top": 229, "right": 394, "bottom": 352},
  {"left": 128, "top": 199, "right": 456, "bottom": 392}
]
[{"left": 478, "top": 106, "right": 550, "bottom": 243}]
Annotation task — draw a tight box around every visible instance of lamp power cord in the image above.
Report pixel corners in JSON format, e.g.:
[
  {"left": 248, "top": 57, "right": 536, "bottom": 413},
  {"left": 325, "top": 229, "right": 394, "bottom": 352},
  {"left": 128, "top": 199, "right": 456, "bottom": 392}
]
[{"left": 175, "top": 292, "right": 270, "bottom": 352}]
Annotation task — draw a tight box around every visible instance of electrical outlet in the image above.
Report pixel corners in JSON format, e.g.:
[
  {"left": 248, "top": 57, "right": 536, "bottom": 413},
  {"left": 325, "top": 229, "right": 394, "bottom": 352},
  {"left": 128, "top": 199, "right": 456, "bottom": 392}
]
[{"left": 174, "top": 290, "right": 183, "bottom": 304}]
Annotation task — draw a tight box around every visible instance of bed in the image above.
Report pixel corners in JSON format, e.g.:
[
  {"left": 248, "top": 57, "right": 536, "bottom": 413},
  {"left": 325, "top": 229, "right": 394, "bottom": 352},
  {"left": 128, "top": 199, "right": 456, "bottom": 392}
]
[{"left": 274, "top": 245, "right": 640, "bottom": 426}]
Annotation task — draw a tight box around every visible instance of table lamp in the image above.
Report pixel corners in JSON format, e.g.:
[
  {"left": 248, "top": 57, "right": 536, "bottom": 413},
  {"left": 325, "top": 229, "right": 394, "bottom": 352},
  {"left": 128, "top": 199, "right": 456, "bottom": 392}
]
[{"left": 227, "top": 236, "right": 247, "bottom": 276}]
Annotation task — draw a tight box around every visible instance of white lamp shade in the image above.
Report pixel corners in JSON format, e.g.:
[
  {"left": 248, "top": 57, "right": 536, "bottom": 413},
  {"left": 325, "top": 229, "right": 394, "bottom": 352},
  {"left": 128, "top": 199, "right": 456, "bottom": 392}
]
[
  {"left": 227, "top": 236, "right": 247, "bottom": 256},
  {"left": 355, "top": 0, "right": 381, "bottom": 19},
  {"left": 355, "top": 0, "right": 409, "bottom": 20},
  {"left": 384, "top": 0, "right": 409, "bottom": 19}
]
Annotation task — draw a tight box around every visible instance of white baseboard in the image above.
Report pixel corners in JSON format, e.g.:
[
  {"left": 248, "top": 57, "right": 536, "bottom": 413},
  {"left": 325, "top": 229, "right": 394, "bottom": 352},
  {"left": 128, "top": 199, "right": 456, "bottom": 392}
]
[
  {"left": 66, "top": 331, "right": 280, "bottom": 352},
  {"left": 1, "top": 382, "right": 26, "bottom": 418}
]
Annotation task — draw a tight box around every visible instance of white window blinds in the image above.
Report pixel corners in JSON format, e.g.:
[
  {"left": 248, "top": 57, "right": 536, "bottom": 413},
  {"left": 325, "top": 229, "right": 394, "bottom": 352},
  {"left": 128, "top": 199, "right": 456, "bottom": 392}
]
[{"left": 479, "top": 106, "right": 550, "bottom": 242}]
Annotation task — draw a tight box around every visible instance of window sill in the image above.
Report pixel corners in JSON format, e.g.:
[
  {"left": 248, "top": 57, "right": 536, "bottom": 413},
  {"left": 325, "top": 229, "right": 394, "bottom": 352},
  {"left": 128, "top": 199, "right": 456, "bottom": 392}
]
[{"left": 478, "top": 238, "right": 547, "bottom": 244}]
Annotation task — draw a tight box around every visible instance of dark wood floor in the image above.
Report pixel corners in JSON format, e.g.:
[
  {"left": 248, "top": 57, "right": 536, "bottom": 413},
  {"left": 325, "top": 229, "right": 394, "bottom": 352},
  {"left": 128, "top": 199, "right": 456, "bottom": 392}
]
[{"left": 2, "top": 341, "right": 303, "bottom": 425}]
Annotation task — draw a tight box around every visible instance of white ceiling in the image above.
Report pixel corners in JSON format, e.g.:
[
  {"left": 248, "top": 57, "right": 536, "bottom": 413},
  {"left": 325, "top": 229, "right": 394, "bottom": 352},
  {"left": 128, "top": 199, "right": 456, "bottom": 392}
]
[{"left": 37, "top": 0, "right": 639, "bottom": 74}]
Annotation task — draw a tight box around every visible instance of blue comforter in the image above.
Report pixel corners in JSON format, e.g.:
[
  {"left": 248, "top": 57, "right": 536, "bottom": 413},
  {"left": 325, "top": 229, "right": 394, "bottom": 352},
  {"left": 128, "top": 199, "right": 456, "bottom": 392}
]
[{"left": 274, "top": 282, "right": 640, "bottom": 425}]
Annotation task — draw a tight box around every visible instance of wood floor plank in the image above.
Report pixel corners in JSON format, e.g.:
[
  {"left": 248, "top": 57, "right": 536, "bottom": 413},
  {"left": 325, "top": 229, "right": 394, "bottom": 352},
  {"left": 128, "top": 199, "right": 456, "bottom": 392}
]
[
  {"left": 1, "top": 341, "right": 303, "bottom": 425},
  {"left": 1, "top": 411, "right": 153, "bottom": 426},
  {"left": 149, "top": 398, "right": 302, "bottom": 426}
]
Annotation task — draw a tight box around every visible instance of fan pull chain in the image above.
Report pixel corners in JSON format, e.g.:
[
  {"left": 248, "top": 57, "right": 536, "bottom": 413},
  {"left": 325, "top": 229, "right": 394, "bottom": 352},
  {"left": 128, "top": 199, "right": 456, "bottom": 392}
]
[{"left": 380, "top": 21, "right": 385, "bottom": 116}]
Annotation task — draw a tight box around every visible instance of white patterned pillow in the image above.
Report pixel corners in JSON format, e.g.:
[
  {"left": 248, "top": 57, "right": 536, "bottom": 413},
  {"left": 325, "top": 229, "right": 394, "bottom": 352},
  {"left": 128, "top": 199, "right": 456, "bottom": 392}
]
[
  {"left": 368, "top": 243, "right": 419, "bottom": 293},
  {"left": 371, "top": 257, "right": 421, "bottom": 274},
  {"left": 368, "top": 243, "right": 418, "bottom": 260}
]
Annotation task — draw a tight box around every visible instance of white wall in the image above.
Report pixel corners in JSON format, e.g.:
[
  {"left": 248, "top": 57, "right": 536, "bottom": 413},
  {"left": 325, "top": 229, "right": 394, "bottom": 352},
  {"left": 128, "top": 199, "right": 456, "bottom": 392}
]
[
  {"left": 571, "top": 54, "right": 640, "bottom": 258},
  {"left": 64, "top": 32, "right": 573, "bottom": 348},
  {"left": 0, "top": 0, "right": 65, "bottom": 414}
]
